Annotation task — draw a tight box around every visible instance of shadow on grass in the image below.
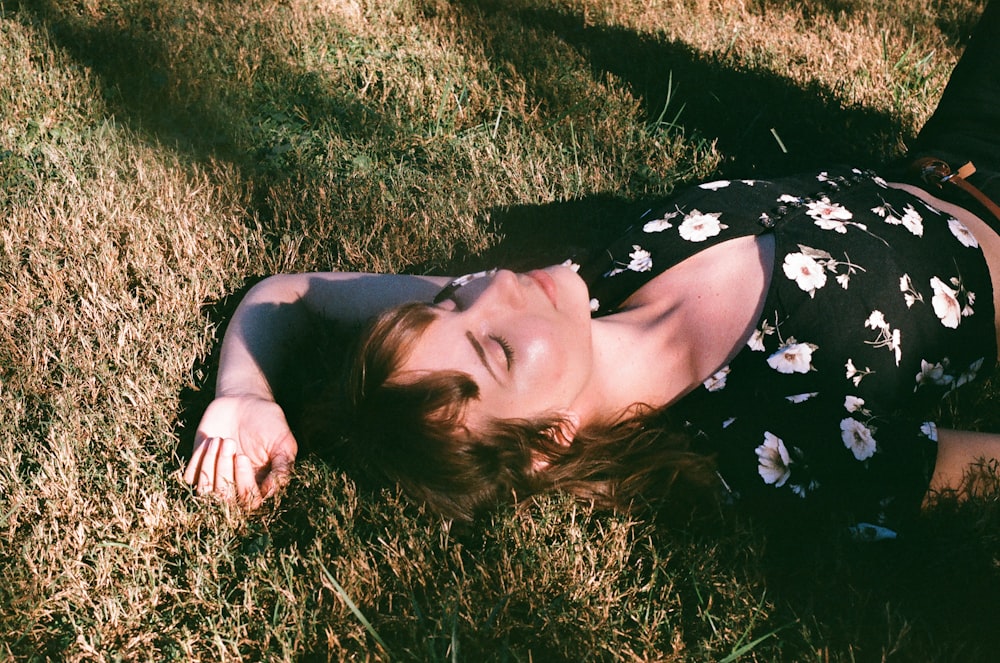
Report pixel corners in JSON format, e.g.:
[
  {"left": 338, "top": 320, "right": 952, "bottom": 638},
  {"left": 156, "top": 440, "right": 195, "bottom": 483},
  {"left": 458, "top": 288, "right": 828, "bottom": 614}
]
[
  {"left": 453, "top": 0, "right": 908, "bottom": 176},
  {"left": 24, "top": 0, "right": 919, "bottom": 442},
  {"left": 30, "top": 0, "right": 402, "bottom": 155},
  {"left": 21, "top": 0, "right": 1000, "bottom": 656},
  {"left": 27, "top": 0, "right": 916, "bottom": 218}
]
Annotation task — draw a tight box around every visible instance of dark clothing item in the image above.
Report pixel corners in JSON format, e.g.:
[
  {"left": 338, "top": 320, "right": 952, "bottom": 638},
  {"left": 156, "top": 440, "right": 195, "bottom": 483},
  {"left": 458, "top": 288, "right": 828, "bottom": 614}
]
[
  {"left": 904, "top": 0, "right": 1000, "bottom": 207},
  {"left": 572, "top": 167, "right": 996, "bottom": 528}
]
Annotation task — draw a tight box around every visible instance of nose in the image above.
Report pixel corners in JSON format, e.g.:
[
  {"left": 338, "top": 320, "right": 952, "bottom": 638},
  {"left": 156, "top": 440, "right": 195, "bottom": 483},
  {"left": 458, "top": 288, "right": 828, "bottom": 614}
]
[{"left": 472, "top": 269, "right": 525, "bottom": 310}]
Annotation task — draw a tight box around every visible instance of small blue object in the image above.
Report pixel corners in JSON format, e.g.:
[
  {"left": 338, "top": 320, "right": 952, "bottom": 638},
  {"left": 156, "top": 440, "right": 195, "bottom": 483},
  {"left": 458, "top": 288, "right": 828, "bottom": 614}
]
[{"left": 848, "top": 522, "right": 898, "bottom": 542}]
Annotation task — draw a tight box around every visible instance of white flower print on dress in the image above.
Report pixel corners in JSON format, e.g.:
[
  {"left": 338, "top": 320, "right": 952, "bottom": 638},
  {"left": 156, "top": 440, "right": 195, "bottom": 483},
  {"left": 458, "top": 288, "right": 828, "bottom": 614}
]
[
  {"left": 866, "top": 310, "right": 887, "bottom": 329},
  {"left": 871, "top": 200, "right": 924, "bottom": 237},
  {"left": 845, "top": 358, "right": 874, "bottom": 387},
  {"left": 678, "top": 210, "right": 728, "bottom": 242},
  {"left": 703, "top": 366, "right": 730, "bottom": 392},
  {"left": 783, "top": 244, "right": 865, "bottom": 295},
  {"left": 561, "top": 259, "right": 581, "bottom": 272},
  {"left": 815, "top": 219, "right": 867, "bottom": 235},
  {"left": 746, "top": 319, "right": 776, "bottom": 352},
  {"left": 782, "top": 252, "right": 827, "bottom": 297},
  {"left": 627, "top": 245, "right": 653, "bottom": 272},
  {"left": 841, "top": 418, "right": 877, "bottom": 461},
  {"left": 642, "top": 210, "right": 678, "bottom": 233},
  {"left": 864, "top": 309, "right": 902, "bottom": 366},
  {"left": 844, "top": 395, "right": 866, "bottom": 413},
  {"left": 604, "top": 246, "right": 653, "bottom": 277},
  {"left": 930, "top": 277, "right": 961, "bottom": 327},
  {"left": 806, "top": 198, "right": 854, "bottom": 232},
  {"left": 914, "top": 356, "right": 985, "bottom": 392},
  {"left": 899, "top": 205, "right": 924, "bottom": 236},
  {"left": 930, "top": 276, "right": 975, "bottom": 328},
  {"left": 956, "top": 357, "right": 985, "bottom": 388},
  {"left": 767, "top": 338, "right": 818, "bottom": 374},
  {"left": 589, "top": 298, "right": 600, "bottom": 312},
  {"left": 790, "top": 482, "right": 817, "bottom": 498},
  {"left": 898, "top": 274, "right": 924, "bottom": 308},
  {"left": 914, "top": 359, "right": 955, "bottom": 391},
  {"left": 947, "top": 217, "right": 979, "bottom": 248},
  {"left": 756, "top": 432, "right": 792, "bottom": 487},
  {"left": 643, "top": 218, "right": 673, "bottom": 233},
  {"left": 785, "top": 392, "right": 818, "bottom": 404},
  {"left": 698, "top": 180, "right": 731, "bottom": 191}
]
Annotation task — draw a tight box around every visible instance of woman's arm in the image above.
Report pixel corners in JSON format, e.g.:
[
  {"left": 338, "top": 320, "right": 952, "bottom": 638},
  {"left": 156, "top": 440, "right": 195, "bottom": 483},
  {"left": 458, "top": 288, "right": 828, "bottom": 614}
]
[
  {"left": 183, "top": 271, "right": 452, "bottom": 505},
  {"left": 213, "top": 272, "right": 451, "bottom": 399},
  {"left": 928, "top": 428, "right": 1000, "bottom": 499}
]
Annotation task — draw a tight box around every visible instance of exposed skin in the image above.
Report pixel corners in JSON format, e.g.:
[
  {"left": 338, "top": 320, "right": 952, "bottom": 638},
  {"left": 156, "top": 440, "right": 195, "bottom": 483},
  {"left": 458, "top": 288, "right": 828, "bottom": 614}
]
[
  {"left": 183, "top": 272, "right": 452, "bottom": 507},
  {"left": 399, "top": 236, "right": 774, "bottom": 435},
  {"left": 183, "top": 188, "right": 1000, "bottom": 508},
  {"left": 181, "top": 234, "right": 773, "bottom": 505},
  {"left": 399, "top": 266, "right": 596, "bottom": 435}
]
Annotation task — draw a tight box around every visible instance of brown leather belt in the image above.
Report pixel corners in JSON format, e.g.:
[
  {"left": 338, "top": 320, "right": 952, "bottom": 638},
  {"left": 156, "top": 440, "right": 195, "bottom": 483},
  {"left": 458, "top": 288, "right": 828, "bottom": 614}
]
[{"left": 910, "top": 157, "right": 1000, "bottom": 224}]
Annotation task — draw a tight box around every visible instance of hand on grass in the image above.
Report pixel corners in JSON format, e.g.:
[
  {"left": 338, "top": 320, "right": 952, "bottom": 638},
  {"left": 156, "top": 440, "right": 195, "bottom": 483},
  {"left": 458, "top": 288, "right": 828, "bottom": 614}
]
[{"left": 183, "top": 395, "right": 298, "bottom": 508}]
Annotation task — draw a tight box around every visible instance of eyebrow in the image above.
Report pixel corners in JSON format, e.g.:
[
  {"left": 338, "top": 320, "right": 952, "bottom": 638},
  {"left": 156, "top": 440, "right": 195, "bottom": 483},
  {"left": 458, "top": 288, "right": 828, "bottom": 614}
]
[{"left": 466, "top": 331, "right": 500, "bottom": 384}]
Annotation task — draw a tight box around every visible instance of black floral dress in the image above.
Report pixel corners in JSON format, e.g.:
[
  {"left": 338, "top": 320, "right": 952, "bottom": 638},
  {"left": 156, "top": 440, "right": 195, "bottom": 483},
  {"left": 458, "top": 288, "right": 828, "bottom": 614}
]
[{"left": 571, "top": 167, "right": 997, "bottom": 530}]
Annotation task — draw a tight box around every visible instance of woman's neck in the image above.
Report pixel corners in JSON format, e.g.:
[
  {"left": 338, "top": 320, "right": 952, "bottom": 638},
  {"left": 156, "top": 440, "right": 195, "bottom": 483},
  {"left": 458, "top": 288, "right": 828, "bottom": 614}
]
[{"left": 573, "top": 234, "right": 775, "bottom": 426}]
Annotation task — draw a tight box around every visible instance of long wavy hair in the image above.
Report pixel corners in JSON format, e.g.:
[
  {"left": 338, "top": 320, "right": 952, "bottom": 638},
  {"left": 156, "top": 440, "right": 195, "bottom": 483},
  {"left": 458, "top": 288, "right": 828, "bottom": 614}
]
[{"left": 337, "top": 301, "right": 720, "bottom": 523}]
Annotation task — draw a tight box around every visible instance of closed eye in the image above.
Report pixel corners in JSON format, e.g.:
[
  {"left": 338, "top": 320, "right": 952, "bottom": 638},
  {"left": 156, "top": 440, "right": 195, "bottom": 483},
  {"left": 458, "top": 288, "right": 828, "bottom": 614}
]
[{"left": 491, "top": 334, "right": 515, "bottom": 370}]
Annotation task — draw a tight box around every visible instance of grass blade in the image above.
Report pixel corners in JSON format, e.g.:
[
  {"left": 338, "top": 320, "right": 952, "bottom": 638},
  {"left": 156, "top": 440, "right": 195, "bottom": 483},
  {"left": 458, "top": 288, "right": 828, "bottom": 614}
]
[{"left": 320, "top": 562, "right": 393, "bottom": 658}]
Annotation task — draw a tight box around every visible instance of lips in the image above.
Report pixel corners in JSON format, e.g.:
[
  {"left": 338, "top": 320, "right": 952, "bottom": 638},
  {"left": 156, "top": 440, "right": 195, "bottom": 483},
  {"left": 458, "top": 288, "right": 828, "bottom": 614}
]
[{"left": 526, "top": 269, "right": 558, "bottom": 309}]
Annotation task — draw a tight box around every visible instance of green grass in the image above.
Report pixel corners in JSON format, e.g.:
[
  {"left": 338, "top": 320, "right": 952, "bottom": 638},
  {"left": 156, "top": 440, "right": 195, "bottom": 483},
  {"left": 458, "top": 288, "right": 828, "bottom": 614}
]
[{"left": 2, "top": 0, "right": 999, "bottom": 660}]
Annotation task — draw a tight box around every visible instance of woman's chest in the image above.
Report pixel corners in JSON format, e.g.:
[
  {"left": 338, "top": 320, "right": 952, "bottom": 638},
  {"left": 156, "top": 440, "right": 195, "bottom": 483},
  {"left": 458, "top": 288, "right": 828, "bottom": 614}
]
[{"left": 620, "top": 234, "right": 775, "bottom": 392}]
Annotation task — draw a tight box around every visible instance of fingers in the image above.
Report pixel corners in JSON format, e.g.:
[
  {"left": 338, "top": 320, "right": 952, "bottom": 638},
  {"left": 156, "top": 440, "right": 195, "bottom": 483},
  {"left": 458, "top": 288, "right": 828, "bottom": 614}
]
[
  {"left": 186, "top": 436, "right": 238, "bottom": 499},
  {"left": 182, "top": 436, "right": 209, "bottom": 486},
  {"left": 235, "top": 453, "right": 263, "bottom": 509},
  {"left": 261, "top": 452, "right": 294, "bottom": 498},
  {"left": 215, "top": 438, "right": 238, "bottom": 499},
  {"left": 185, "top": 436, "right": 275, "bottom": 510},
  {"left": 192, "top": 436, "right": 225, "bottom": 496}
]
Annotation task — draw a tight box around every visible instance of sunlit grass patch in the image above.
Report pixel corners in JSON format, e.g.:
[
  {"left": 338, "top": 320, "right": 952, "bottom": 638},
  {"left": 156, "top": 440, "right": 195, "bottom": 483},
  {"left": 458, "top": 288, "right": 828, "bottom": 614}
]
[{"left": 2, "top": 0, "right": 998, "bottom": 660}]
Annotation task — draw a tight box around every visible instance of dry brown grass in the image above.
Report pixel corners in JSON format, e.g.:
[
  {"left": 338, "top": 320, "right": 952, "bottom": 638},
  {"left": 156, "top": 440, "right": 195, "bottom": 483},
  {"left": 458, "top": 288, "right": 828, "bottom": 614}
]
[{"left": 2, "top": 0, "right": 999, "bottom": 660}]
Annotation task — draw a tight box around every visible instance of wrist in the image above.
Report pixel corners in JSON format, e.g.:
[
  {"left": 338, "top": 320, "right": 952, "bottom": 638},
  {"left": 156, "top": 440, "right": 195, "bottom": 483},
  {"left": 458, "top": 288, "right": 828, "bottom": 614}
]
[{"left": 214, "top": 386, "right": 276, "bottom": 402}]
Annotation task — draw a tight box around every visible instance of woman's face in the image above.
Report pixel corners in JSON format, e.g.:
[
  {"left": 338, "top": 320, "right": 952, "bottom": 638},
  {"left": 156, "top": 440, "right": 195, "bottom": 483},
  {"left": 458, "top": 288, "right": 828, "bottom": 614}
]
[{"left": 398, "top": 265, "right": 595, "bottom": 432}]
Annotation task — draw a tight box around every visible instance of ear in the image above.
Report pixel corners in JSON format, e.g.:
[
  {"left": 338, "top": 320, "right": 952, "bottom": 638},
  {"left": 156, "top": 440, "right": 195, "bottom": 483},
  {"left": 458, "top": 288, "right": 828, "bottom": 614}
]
[
  {"left": 531, "top": 411, "right": 579, "bottom": 474},
  {"left": 549, "top": 410, "right": 580, "bottom": 448}
]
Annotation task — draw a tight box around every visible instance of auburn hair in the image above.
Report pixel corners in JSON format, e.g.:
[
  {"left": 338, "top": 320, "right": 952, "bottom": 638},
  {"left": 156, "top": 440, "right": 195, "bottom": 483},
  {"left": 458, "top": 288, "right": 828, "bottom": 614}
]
[{"left": 332, "top": 301, "right": 720, "bottom": 522}]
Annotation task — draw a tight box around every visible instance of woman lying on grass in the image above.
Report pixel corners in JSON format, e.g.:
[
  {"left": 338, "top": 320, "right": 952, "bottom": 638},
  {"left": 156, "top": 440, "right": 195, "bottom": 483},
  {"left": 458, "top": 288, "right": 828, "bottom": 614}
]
[{"left": 185, "top": 2, "right": 1000, "bottom": 533}]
